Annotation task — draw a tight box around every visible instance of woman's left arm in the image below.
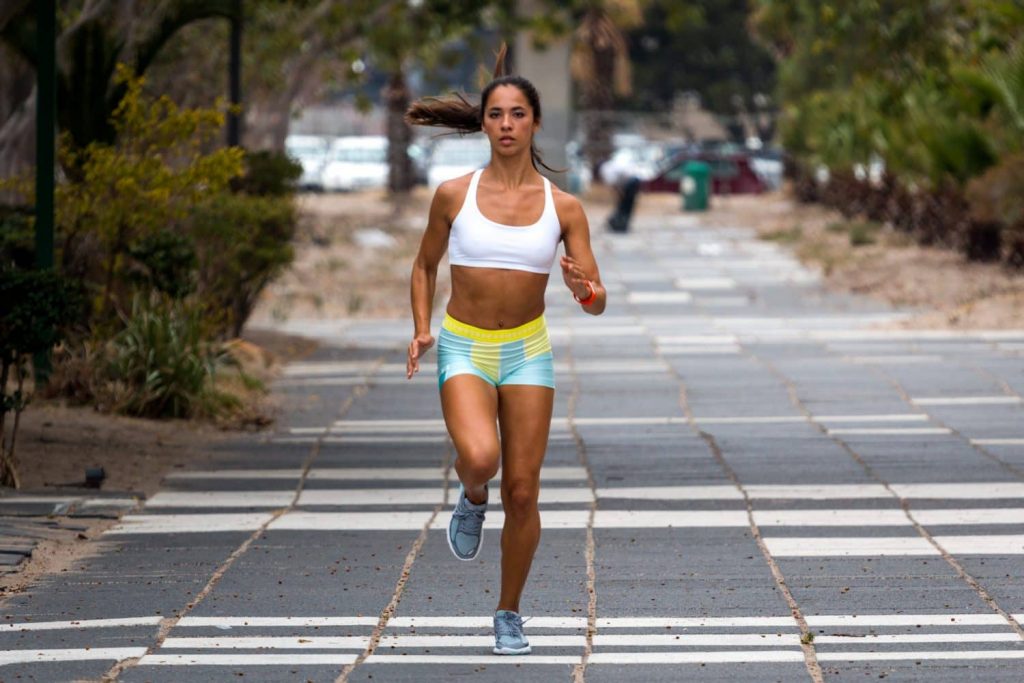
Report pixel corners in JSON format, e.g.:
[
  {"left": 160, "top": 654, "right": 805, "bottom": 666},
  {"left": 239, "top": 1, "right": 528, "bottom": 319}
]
[{"left": 557, "top": 193, "right": 606, "bottom": 316}]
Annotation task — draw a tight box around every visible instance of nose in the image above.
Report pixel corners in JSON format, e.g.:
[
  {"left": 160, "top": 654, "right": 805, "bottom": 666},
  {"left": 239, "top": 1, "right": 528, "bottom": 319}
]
[{"left": 501, "top": 115, "right": 512, "bottom": 130}]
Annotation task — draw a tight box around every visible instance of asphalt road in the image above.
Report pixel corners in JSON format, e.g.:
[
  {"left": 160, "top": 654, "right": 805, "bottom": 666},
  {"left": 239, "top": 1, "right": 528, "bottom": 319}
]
[{"left": 4, "top": 208, "right": 1024, "bottom": 682}]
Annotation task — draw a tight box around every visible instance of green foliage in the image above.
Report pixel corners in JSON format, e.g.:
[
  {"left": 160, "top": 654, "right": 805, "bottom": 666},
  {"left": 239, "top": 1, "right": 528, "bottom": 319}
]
[
  {"left": 106, "top": 294, "right": 232, "bottom": 420},
  {"left": 0, "top": 268, "right": 83, "bottom": 487},
  {"left": 56, "top": 65, "right": 244, "bottom": 316},
  {"left": 0, "top": 206, "right": 35, "bottom": 270},
  {"left": 231, "top": 150, "right": 302, "bottom": 197},
  {"left": 848, "top": 222, "right": 879, "bottom": 247},
  {"left": 188, "top": 194, "right": 296, "bottom": 338},
  {"left": 125, "top": 230, "right": 198, "bottom": 300}
]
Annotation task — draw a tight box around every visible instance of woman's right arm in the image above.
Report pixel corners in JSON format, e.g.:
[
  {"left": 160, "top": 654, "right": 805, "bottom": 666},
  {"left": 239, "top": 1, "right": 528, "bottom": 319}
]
[{"left": 407, "top": 184, "right": 454, "bottom": 379}]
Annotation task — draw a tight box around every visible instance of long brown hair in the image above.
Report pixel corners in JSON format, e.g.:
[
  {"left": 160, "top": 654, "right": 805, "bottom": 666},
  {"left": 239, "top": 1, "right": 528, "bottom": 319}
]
[{"left": 405, "top": 44, "right": 561, "bottom": 174}]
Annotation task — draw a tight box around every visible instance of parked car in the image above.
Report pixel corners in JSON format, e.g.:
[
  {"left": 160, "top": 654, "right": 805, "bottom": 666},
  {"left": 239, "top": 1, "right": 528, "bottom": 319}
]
[
  {"left": 427, "top": 135, "right": 491, "bottom": 187},
  {"left": 285, "top": 134, "right": 330, "bottom": 191},
  {"left": 322, "top": 135, "right": 388, "bottom": 192},
  {"left": 642, "top": 150, "right": 766, "bottom": 195}
]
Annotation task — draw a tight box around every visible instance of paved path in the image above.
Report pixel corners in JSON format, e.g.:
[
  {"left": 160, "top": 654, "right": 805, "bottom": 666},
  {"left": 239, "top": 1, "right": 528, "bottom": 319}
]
[{"left": 4, "top": 210, "right": 1024, "bottom": 681}]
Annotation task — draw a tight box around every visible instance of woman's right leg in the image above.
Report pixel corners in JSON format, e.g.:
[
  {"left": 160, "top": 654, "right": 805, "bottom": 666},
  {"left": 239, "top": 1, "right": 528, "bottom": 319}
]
[{"left": 441, "top": 374, "right": 500, "bottom": 504}]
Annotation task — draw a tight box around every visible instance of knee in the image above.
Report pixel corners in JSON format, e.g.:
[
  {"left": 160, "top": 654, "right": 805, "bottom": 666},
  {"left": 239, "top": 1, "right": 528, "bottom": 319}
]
[
  {"left": 455, "top": 444, "right": 499, "bottom": 483},
  {"left": 502, "top": 481, "right": 539, "bottom": 517}
]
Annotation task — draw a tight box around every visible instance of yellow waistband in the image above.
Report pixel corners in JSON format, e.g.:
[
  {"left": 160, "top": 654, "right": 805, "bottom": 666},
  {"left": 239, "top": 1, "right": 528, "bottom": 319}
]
[{"left": 442, "top": 313, "right": 547, "bottom": 342}]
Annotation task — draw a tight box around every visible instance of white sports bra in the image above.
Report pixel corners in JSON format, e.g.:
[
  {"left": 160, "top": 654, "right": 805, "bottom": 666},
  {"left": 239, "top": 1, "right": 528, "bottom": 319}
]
[{"left": 448, "top": 169, "right": 562, "bottom": 275}]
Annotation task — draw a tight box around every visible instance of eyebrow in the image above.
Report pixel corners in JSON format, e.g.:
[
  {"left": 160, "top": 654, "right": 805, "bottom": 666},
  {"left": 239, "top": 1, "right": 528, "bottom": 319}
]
[{"left": 487, "top": 105, "right": 527, "bottom": 112}]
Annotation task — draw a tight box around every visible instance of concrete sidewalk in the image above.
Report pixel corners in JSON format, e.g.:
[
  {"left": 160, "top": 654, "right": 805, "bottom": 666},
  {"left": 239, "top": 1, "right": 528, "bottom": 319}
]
[{"left": 2, "top": 209, "right": 1024, "bottom": 681}]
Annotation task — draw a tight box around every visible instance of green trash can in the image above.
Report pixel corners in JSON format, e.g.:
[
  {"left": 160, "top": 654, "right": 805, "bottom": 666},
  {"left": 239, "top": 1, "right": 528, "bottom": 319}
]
[{"left": 681, "top": 160, "right": 710, "bottom": 211}]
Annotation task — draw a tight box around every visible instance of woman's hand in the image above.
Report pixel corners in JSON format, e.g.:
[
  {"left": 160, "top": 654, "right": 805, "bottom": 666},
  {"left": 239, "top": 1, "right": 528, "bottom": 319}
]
[
  {"left": 406, "top": 332, "right": 435, "bottom": 379},
  {"left": 560, "top": 255, "right": 592, "bottom": 300}
]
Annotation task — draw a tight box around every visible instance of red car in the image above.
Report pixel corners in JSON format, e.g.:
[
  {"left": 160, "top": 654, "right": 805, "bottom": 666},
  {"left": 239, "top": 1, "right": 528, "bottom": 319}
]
[{"left": 642, "top": 151, "right": 766, "bottom": 194}]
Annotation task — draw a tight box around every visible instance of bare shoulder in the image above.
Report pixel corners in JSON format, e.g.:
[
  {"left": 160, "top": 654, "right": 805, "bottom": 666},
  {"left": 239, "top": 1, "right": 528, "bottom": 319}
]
[
  {"left": 431, "top": 173, "right": 473, "bottom": 221},
  {"left": 551, "top": 184, "right": 587, "bottom": 227}
]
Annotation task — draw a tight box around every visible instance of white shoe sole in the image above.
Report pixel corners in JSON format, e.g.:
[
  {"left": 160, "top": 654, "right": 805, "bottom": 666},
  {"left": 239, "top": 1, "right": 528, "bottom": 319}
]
[{"left": 493, "top": 645, "right": 532, "bottom": 655}]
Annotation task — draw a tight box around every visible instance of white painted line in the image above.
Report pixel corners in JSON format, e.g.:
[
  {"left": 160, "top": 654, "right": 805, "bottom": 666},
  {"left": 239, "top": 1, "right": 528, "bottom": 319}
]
[
  {"left": 592, "top": 510, "right": 750, "bottom": 528},
  {"left": 597, "top": 486, "right": 743, "bottom": 501},
  {"left": 298, "top": 487, "right": 594, "bottom": 506},
  {"left": 364, "top": 654, "right": 580, "bottom": 664},
  {"left": 826, "top": 428, "right": 952, "bottom": 436},
  {"left": 308, "top": 467, "right": 446, "bottom": 481},
  {"left": 845, "top": 355, "right": 942, "bottom": 364},
  {"left": 166, "top": 469, "right": 304, "bottom": 480},
  {"left": 163, "top": 636, "right": 369, "bottom": 649},
  {"left": 935, "top": 534, "right": 1024, "bottom": 554},
  {"left": 659, "top": 346, "right": 742, "bottom": 355},
  {"left": 0, "top": 617, "right": 162, "bottom": 632},
  {"left": 178, "top": 617, "right": 379, "bottom": 627},
  {"left": 139, "top": 654, "right": 358, "bottom": 666},
  {"left": 388, "top": 616, "right": 586, "bottom": 629},
  {"left": 764, "top": 536, "right": 939, "bottom": 557},
  {"left": 674, "top": 277, "right": 738, "bottom": 290},
  {"left": 972, "top": 438, "right": 1024, "bottom": 446},
  {"left": 107, "top": 513, "right": 273, "bottom": 535},
  {"left": 753, "top": 509, "right": 910, "bottom": 527},
  {"left": 593, "top": 634, "right": 800, "bottom": 647},
  {"left": 891, "top": 483, "right": 1024, "bottom": 499},
  {"left": 573, "top": 416, "right": 686, "bottom": 427},
  {"left": 813, "top": 414, "right": 929, "bottom": 423},
  {"left": 627, "top": 292, "right": 693, "bottom": 304},
  {"left": 146, "top": 492, "right": 294, "bottom": 508},
  {"left": 914, "top": 509, "right": 1024, "bottom": 526},
  {"left": 587, "top": 651, "right": 804, "bottom": 664},
  {"left": 596, "top": 617, "right": 796, "bottom": 628},
  {"left": 656, "top": 335, "right": 739, "bottom": 345},
  {"left": 815, "top": 632, "right": 1019, "bottom": 644},
  {"left": 804, "top": 614, "right": 1007, "bottom": 627},
  {"left": 694, "top": 416, "right": 806, "bottom": 425},
  {"left": 816, "top": 650, "right": 1024, "bottom": 662},
  {"left": 270, "top": 511, "right": 435, "bottom": 531},
  {"left": 911, "top": 396, "right": 1023, "bottom": 406},
  {"left": 746, "top": 484, "right": 891, "bottom": 500},
  {"left": 693, "top": 297, "right": 749, "bottom": 307},
  {"left": 0, "top": 648, "right": 148, "bottom": 665}
]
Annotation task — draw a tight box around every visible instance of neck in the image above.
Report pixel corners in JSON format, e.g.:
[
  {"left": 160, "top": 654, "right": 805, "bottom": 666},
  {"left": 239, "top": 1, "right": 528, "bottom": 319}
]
[{"left": 485, "top": 150, "right": 538, "bottom": 188}]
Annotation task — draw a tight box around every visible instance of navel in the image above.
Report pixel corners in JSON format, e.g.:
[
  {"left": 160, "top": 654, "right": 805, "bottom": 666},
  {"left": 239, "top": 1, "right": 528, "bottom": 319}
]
[{"left": 497, "top": 320, "right": 504, "bottom": 328}]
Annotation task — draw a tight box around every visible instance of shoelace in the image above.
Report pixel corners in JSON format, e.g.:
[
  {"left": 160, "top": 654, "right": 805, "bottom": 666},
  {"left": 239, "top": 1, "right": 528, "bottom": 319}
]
[
  {"left": 495, "top": 613, "right": 524, "bottom": 639},
  {"left": 453, "top": 500, "right": 485, "bottom": 536}
]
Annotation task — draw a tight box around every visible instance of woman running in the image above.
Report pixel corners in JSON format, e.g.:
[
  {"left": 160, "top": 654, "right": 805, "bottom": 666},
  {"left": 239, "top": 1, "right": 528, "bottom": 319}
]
[{"left": 405, "top": 47, "right": 606, "bottom": 655}]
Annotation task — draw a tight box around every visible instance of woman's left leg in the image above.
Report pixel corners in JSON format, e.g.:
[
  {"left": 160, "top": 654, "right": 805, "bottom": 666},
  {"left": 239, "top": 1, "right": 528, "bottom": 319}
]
[{"left": 495, "top": 383, "right": 555, "bottom": 613}]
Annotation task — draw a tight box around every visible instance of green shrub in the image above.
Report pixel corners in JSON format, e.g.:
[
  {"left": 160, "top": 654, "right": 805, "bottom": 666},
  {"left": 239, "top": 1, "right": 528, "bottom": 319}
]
[
  {"left": 848, "top": 221, "right": 880, "bottom": 247},
  {"left": 106, "top": 294, "right": 230, "bottom": 419},
  {"left": 0, "top": 269, "right": 83, "bottom": 487},
  {"left": 0, "top": 207, "right": 35, "bottom": 270},
  {"left": 189, "top": 194, "right": 296, "bottom": 337},
  {"left": 231, "top": 150, "right": 302, "bottom": 197},
  {"left": 125, "top": 229, "right": 198, "bottom": 299}
]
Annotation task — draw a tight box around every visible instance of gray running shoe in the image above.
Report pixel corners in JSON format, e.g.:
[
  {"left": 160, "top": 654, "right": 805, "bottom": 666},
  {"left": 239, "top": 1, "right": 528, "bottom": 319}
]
[
  {"left": 447, "top": 484, "right": 486, "bottom": 561},
  {"left": 493, "top": 609, "right": 531, "bottom": 655}
]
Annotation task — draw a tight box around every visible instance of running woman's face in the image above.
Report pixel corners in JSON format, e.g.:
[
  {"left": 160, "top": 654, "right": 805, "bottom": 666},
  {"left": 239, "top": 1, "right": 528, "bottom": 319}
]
[{"left": 482, "top": 85, "right": 539, "bottom": 157}]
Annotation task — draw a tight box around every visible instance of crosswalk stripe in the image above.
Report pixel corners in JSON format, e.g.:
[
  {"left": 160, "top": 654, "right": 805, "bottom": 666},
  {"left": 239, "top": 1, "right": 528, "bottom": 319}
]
[
  {"left": 911, "top": 396, "right": 1022, "bottom": 406},
  {"left": 765, "top": 535, "right": 1024, "bottom": 557},
  {"left": 139, "top": 654, "right": 358, "bottom": 665},
  {"left": 109, "top": 509, "right": 1024, "bottom": 534},
  {"left": 0, "top": 648, "right": 147, "bottom": 665},
  {"left": 826, "top": 428, "right": 952, "bottom": 436},
  {"left": 0, "top": 617, "right": 161, "bottom": 632}
]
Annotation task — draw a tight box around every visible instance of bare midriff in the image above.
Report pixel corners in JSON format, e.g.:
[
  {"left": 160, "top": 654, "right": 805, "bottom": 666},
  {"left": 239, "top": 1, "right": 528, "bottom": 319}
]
[{"left": 447, "top": 265, "right": 550, "bottom": 329}]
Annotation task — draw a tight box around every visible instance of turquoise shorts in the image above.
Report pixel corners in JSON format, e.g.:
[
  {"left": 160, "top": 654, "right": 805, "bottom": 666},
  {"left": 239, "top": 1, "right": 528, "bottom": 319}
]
[{"left": 436, "top": 313, "right": 556, "bottom": 390}]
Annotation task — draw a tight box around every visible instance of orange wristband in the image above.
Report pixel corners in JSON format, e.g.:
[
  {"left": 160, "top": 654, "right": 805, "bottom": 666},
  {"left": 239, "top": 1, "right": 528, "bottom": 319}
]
[{"left": 574, "top": 280, "right": 597, "bottom": 306}]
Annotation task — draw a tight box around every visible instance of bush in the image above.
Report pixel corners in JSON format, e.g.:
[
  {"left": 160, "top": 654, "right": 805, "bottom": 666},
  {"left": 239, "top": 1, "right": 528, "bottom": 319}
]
[
  {"left": 189, "top": 194, "right": 296, "bottom": 337},
  {"left": 231, "top": 150, "right": 302, "bottom": 197},
  {"left": 105, "top": 294, "right": 233, "bottom": 419},
  {"left": 0, "top": 269, "right": 83, "bottom": 487},
  {"left": 125, "top": 229, "right": 197, "bottom": 299},
  {"left": 0, "top": 207, "right": 35, "bottom": 269}
]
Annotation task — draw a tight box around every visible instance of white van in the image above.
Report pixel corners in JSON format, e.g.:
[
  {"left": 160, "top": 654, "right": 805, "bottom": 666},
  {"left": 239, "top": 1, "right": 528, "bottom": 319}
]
[{"left": 322, "top": 136, "right": 389, "bottom": 192}]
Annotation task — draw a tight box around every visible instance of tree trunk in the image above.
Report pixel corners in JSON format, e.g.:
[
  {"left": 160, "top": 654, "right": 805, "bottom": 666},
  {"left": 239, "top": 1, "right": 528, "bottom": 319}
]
[
  {"left": 385, "top": 69, "right": 413, "bottom": 194},
  {"left": 583, "top": 43, "right": 615, "bottom": 179}
]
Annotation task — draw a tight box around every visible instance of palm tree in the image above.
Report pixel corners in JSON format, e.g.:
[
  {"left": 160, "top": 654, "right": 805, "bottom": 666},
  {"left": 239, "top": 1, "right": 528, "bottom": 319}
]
[{"left": 570, "top": 0, "right": 642, "bottom": 178}]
